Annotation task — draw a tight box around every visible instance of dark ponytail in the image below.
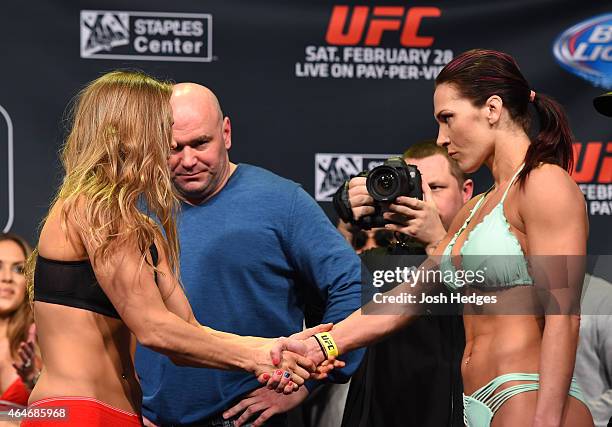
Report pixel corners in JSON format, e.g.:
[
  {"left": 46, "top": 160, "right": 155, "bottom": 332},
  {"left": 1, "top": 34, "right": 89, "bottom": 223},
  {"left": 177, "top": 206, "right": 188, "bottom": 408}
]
[
  {"left": 435, "top": 49, "right": 574, "bottom": 187},
  {"left": 519, "top": 92, "right": 574, "bottom": 186}
]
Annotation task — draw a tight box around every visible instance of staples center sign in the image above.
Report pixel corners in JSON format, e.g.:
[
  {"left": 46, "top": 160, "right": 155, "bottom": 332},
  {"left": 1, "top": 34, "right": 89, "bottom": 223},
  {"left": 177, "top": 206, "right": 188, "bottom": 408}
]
[
  {"left": 295, "top": 6, "right": 452, "bottom": 80},
  {"left": 80, "top": 10, "right": 213, "bottom": 62}
]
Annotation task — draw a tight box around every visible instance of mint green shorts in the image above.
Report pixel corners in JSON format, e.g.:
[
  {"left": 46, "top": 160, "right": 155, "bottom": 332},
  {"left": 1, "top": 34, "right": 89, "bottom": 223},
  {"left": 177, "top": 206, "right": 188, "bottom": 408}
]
[{"left": 463, "top": 373, "right": 586, "bottom": 427}]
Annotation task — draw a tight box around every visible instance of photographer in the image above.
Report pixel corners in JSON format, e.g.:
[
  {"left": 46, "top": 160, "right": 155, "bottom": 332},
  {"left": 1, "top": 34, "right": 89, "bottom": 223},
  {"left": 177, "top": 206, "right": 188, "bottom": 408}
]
[
  {"left": 336, "top": 140, "right": 473, "bottom": 427},
  {"left": 339, "top": 141, "right": 472, "bottom": 252}
]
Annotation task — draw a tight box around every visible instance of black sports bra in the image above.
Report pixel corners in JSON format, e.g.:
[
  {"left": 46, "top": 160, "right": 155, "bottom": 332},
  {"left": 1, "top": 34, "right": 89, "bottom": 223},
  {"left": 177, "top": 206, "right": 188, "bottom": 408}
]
[{"left": 33, "top": 245, "right": 159, "bottom": 319}]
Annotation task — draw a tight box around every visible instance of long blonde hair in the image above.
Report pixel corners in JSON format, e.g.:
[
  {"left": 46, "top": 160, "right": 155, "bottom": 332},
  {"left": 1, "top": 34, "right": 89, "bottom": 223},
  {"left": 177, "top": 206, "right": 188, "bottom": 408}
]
[
  {"left": 0, "top": 233, "right": 34, "bottom": 358},
  {"left": 33, "top": 71, "right": 180, "bottom": 289}
]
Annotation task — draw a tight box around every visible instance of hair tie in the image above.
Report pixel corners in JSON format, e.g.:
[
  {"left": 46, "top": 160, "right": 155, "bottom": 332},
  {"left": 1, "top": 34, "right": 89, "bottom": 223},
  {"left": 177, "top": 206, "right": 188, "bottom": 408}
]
[{"left": 529, "top": 90, "right": 536, "bottom": 103}]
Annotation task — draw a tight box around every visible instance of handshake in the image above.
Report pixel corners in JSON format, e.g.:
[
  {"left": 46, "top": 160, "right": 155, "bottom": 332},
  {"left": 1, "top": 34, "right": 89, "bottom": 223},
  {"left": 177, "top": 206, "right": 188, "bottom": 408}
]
[{"left": 250, "top": 323, "right": 343, "bottom": 395}]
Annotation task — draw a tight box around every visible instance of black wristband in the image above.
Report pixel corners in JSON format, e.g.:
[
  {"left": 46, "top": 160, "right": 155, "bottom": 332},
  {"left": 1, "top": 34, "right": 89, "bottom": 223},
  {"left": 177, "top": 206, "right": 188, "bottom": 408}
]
[
  {"left": 332, "top": 170, "right": 369, "bottom": 225},
  {"left": 313, "top": 335, "right": 328, "bottom": 358},
  {"left": 332, "top": 180, "right": 354, "bottom": 223}
]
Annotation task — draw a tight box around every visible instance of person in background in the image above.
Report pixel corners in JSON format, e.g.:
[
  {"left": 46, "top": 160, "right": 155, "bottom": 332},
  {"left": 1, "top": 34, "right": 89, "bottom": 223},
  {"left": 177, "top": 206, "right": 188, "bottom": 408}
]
[
  {"left": 0, "top": 233, "right": 40, "bottom": 412},
  {"left": 572, "top": 92, "right": 612, "bottom": 427},
  {"left": 337, "top": 219, "right": 394, "bottom": 254},
  {"left": 136, "top": 83, "right": 364, "bottom": 427},
  {"left": 341, "top": 140, "right": 472, "bottom": 427}
]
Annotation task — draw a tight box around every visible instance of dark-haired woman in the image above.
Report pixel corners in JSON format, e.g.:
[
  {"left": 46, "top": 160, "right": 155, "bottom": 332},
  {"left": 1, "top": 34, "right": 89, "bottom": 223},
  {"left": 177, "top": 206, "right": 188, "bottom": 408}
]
[
  {"left": 287, "top": 49, "right": 593, "bottom": 426},
  {"left": 0, "top": 233, "right": 39, "bottom": 412}
]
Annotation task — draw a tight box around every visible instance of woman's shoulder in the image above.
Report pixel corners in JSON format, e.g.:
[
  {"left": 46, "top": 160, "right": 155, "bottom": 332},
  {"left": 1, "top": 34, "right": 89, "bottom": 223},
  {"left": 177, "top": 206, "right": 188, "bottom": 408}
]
[
  {"left": 520, "top": 163, "right": 583, "bottom": 204},
  {"left": 526, "top": 162, "right": 573, "bottom": 183},
  {"left": 518, "top": 163, "right": 586, "bottom": 225},
  {"left": 38, "top": 198, "right": 87, "bottom": 260}
]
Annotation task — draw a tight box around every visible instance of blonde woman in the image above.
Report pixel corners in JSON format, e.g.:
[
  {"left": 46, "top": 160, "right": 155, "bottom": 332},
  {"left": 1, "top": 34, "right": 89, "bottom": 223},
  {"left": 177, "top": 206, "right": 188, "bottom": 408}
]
[{"left": 23, "top": 71, "right": 326, "bottom": 426}]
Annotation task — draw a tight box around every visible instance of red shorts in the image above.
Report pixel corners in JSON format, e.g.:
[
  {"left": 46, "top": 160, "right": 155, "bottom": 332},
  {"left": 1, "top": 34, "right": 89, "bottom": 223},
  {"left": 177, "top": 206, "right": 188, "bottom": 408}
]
[{"left": 20, "top": 397, "right": 141, "bottom": 426}]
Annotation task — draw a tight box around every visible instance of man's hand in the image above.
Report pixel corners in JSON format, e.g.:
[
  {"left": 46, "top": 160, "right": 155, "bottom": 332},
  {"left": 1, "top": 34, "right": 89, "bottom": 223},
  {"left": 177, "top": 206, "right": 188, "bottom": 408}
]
[
  {"left": 383, "top": 179, "right": 446, "bottom": 251},
  {"left": 223, "top": 386, "right": 309, "bottom": 427},
  {"left": 347, "top": 177, "right": 374, "bottom": 221}
]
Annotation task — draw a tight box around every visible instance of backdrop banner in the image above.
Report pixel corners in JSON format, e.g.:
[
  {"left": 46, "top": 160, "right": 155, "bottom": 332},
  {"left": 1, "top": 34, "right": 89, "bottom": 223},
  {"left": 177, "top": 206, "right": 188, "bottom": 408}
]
[{"left": 0, "top": 0, "right": 610, "bottom": 253}]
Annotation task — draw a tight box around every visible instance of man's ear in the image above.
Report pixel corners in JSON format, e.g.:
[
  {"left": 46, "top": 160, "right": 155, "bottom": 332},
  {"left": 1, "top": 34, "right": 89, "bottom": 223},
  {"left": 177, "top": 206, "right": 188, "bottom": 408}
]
[
  {"left": 222, "top": 117, "right": 232, "bottom": 150},
  {"left": 462, "top": 178, "right": 474, "bottom": 203},
  {"left": 485, "top": 95, "right": 503, "bottom": 125}
]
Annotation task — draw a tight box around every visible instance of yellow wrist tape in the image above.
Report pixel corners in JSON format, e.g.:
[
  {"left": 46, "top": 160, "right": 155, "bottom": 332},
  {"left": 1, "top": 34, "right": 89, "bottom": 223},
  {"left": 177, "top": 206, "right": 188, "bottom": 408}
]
[{"left": 314, "top": 332, "right": 339, "bottom": 358}]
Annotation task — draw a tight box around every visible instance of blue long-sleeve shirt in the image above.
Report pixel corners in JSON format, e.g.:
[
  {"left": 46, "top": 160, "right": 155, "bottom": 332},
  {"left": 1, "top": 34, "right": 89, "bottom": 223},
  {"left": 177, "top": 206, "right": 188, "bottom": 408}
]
[{"left": 136, "top": 164, "right": 364, "bottom": 425}]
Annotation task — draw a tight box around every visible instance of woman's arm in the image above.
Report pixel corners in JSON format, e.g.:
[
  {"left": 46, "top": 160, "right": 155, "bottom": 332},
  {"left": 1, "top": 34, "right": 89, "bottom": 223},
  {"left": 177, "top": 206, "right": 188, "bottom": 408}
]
[
  {"left": 280, "top": 194, "right": 486, "bottom": 365},
  {"left": 73, "top": 216, "right": 315, "bottom": 385},
  {"left": 308, "top": 194, "right": 487, "bottom": 356},
  {"left": 521, "top": 165, "right": 588, "bottom": 427},
  {"left": 272, "top": 253, "right": 445, "bottom": 367}
]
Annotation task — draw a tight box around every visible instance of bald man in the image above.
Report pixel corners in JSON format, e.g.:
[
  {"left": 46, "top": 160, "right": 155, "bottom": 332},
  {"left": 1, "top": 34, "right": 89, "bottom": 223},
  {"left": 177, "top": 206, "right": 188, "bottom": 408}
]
[{"left": 135, "top": 84, "right": 364, "bottom": 427}]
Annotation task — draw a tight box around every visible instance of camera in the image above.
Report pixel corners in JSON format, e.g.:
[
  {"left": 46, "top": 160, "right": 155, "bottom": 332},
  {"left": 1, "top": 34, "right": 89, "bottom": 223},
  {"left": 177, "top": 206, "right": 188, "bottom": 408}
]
[{"left": 333, "top": 157, "right": 423, "bottom": 229}]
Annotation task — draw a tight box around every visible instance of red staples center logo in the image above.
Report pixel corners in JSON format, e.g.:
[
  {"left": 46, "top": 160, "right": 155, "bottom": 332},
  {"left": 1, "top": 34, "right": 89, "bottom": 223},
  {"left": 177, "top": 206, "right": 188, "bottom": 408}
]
[
  {"left": 325, "top": 6, "right": 441, "bottom": 47},
  {"left": 295, "top": 5, "right": 450, "bottom": 80},
  {"left": 573, "top": 141, "right": 612, "bottom": 215},
  {"left": 0, "top": 105, "right": 13, "bottom": 232}
]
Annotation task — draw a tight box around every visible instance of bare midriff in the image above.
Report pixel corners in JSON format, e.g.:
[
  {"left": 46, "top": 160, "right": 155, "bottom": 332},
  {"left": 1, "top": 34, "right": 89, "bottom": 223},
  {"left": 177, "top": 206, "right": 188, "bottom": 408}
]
[
  {"left": 29, "top": 301, "right": 141, "bottom": 415},
  {"left": 461, "top": 312, "right": 544, "bottom": 395}
]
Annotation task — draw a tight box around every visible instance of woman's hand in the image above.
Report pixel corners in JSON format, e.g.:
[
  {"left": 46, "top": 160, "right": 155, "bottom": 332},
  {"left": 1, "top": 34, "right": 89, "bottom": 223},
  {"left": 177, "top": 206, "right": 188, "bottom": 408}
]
[
  {"left": 12, "top": 324, "right": 40, "bottom": 390},
  {"left": 263, "top": 324, "right": 345, "bottom": 392},
  {"left": 250, "top": 338, "right": 316, "bottom": 391}
]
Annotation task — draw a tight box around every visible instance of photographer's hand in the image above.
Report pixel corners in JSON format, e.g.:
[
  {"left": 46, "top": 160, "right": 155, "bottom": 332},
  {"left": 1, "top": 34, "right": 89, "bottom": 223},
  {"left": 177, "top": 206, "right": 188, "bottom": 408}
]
[
  {"left": 384, "top": 179, "right": 446, "bottom": 253},
  {"left": 347, "top": 177, "right": 374, "bottom": 220}
]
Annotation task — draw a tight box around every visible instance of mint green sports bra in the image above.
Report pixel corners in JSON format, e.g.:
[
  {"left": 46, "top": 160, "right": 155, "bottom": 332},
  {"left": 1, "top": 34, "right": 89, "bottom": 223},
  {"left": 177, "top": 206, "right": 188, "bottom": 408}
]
[{"left": 440, "top": 164, "right": 533, "bottom": 290}]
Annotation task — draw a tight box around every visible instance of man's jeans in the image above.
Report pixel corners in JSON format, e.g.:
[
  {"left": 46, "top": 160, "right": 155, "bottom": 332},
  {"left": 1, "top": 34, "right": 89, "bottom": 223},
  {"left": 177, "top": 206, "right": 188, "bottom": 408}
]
[{"left": 164, "top": 413, "right": 287, "bottom": 427}]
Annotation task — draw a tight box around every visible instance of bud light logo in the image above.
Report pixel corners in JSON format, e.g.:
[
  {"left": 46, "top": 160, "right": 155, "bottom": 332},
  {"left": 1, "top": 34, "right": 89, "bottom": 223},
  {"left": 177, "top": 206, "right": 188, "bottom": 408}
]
[
  {"left": 0, "top": 105, "right": 13, "bottom": 232},
  {"left": 553, "top": 13, "right": 612, "bottom": 89}
]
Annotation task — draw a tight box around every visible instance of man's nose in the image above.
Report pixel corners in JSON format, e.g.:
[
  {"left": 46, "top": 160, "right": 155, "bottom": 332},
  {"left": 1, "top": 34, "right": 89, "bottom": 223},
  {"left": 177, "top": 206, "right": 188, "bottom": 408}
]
[{"left": 181, "top": 146, "right": 197, "bottom": 168}]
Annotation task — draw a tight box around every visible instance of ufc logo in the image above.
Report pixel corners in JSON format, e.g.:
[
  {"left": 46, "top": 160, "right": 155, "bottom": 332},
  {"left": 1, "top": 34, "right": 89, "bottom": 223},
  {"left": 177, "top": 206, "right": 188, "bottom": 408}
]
[
  {"left": 572, "top": 142, "right": 612, "bottom": 183},
  {"left": 325, "top": 6, "right": 441, "bottom": 47}
]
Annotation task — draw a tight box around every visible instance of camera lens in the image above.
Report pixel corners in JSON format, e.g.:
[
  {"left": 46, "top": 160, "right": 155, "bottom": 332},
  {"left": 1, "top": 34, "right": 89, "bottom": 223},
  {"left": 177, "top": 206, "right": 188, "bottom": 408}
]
[
  {"left": 379, "top": 173, "right": 394, "bottom": 190},
  {"left": 367, "top": 167, "right": 400, "bottom": 201}
]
